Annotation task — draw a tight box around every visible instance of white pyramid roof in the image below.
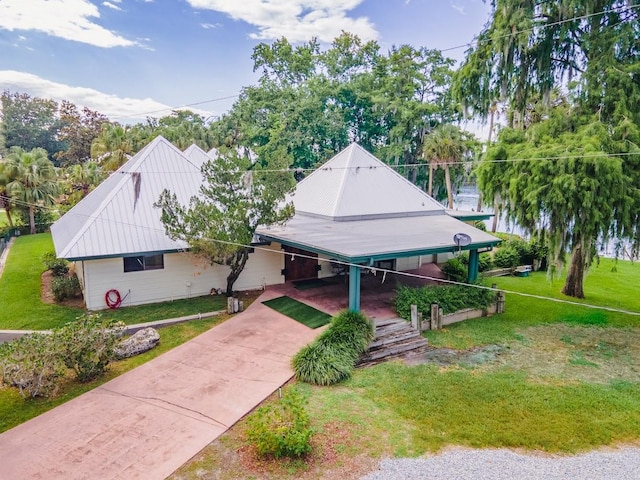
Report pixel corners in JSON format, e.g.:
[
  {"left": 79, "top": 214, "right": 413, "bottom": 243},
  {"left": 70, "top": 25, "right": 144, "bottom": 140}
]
[
  {"left": 52, "top": 136, "right": 202, "bottom": 260},
  {"left": 292, "top": 143, "right": 444, "bottom": 221},
  {"left": 183, "top": 144, "right": 216, "bottom": 169}
]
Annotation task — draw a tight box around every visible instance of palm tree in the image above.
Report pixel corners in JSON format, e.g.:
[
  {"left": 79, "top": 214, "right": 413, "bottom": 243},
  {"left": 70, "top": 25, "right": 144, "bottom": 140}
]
[
  {"left": 5, "top": 147, "right": 58, "bottom": 234},
  {"left": 90, "top": 123, "right": 133, "bottom": 172},
  {"left": 63, "top": 161, "right": 105, "bottom": 207},
  {"left": 422, "top": 124, "right": 472, "bottom": 209}
]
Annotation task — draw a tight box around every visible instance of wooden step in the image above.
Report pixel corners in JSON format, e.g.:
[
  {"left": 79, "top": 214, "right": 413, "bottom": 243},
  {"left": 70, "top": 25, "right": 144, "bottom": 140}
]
[
  {"left": 358, "top": 338, "right": 429, "bottom": 366},
  {"left": 368, "top": 329, "right": 422, "bottom": 349}
]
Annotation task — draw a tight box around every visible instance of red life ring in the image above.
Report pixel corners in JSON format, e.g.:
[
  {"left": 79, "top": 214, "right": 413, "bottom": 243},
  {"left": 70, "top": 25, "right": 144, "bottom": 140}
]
[{"left": 105, "top": 289, "right": 122, "bottom": 309}]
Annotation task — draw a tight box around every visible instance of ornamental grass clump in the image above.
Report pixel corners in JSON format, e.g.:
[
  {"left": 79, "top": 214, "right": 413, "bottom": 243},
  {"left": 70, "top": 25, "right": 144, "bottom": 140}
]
[{"left": 292, "top": 310, "right": 374, "bottom": 385}]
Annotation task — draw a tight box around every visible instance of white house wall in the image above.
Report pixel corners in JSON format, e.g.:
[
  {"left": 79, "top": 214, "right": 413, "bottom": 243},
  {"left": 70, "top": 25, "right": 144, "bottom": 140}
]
[{"left": 82, "top": 243, "right": 285, "bottom": 311}]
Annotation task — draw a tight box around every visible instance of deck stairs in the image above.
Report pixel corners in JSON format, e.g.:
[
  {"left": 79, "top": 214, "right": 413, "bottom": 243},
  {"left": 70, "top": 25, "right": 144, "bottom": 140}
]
[{"left": 358, "top": 317, "right": 428, "bottom": 367}]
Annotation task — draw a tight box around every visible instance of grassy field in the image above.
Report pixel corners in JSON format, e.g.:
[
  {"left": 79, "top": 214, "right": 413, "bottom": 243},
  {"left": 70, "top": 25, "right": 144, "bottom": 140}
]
[
  {"left": 0, "top": 233, "right": 228, "bottom": 330},
  {"left": 172, "top": 258, "right": 640, "bottom": 480}
]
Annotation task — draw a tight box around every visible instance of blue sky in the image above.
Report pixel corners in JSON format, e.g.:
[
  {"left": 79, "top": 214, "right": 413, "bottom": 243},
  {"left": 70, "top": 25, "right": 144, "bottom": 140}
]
[{"left": 0, "top": 0, "right": 491, "bottom": 122}]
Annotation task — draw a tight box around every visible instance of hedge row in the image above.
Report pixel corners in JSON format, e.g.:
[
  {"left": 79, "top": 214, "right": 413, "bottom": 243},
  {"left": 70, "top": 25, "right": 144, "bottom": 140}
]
[{"left": 395, "top": 284, "right": 496, "bottom": 320}]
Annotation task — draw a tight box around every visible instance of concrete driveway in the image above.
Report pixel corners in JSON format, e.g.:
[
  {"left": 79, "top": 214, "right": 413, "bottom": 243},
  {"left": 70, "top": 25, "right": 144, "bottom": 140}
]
[{"left": 0, "top": 291, "right": 319, "bottom": 479}]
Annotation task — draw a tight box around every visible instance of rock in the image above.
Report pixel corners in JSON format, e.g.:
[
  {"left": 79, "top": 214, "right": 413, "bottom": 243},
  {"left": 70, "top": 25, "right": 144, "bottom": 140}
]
[{"left": 114, "top": 328, "right": 160, "bottom": 359}]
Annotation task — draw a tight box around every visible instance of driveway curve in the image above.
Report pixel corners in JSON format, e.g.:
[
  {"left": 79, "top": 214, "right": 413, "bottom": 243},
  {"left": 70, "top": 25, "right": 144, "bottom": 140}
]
[{"left": 0, "top": 291, "right": 319, "bottom": 479}]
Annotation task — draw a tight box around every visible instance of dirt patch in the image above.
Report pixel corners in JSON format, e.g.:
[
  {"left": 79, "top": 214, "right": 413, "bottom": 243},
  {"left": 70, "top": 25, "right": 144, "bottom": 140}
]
[
  {"left": 405, "top": 344, "right": 505, "bottom": 367},
  {"left": 41, "top": 271, "right": 85, "bottom": 309},
  {"left": 170, "top": 419, "right": 379, "bottom": 480},
  {"left": 493, "top": 324, "right": 640, "bottom": 383}
]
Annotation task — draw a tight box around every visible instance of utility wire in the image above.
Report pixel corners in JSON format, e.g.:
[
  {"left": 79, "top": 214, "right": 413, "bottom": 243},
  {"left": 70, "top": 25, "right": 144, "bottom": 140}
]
[
  {"left": 10, "top": 200, "right": 640, "bottom": 318},
  {"left": 441, "top": 3, "right": 640, "bottom": 53},
  {"left": 103, "top": 4, "right": 640, "bottom": 122}
]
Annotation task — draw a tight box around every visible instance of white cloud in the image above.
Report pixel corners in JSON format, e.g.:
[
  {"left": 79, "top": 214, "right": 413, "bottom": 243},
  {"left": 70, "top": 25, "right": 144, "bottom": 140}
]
[
  {"left": 187, "top": 0, "right": 378, "bottom": 42},
  {"left": 0, "top": 70, "right": 217, "bottom": 121},
  {"left": 102, "top": 2, "right": 123, "bottom": 11},
  {"left": 0, "top": 0, "right": 135, "bottom": 48},
  {"left": 201, "top": 23, "right": 222, "bottom": 29},
  {"left": 450, "top": 1, "right": 466, "bottom": 15}
]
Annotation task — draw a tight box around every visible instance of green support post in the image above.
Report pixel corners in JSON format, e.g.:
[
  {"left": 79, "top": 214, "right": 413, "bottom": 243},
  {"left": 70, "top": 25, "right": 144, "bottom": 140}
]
[
  {"left": 348, "top": 264, "right": 361, "bottom": 311},
  {"left": 468, "top": 248, "right": 479, "bottom": 282}
]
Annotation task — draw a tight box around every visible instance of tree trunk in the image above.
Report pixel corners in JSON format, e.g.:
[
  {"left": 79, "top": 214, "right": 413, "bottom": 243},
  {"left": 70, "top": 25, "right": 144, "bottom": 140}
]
[
  {"left": 225, "top": 248, "right": 250, "bottom": 297},
  {"left": 562, "top": 242, "right": 586, "bottom": 298},
  {"left": 444, "top": 165, "right": 454, "bottom": 209},
  {"left": 491, "top": 195, "right": 500, "bottom": 232},
  {"left": 427, "top": 163, "right": 434, "bottom": 196},
  {"left": 1, "top": 196, "right": 13, "bottom": 228},
  {"left": 29, "top": 206, "right": 36, "bottom": 235}
]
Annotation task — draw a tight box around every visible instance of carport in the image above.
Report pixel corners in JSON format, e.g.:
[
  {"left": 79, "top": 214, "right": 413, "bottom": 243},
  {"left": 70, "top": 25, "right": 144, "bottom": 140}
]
[{"left": 257, "top": 143, "right": 501, "bottom": 312}]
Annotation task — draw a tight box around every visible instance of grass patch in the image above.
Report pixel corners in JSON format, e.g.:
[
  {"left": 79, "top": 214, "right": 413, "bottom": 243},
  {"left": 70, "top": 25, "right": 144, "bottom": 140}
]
[
  {"left": 263, "top": 296, "right": 331, "bottom": 329},
  {"left": 0, "top": 233, "right": 83, "bottom": 330},
  {"left": 0, "top": 315, "right": 226, "bottom": 433},
  {"left": 424, "top": 257, "right": 640, "bottom": 350},
  {"left": 0, "top": 233, "right": 230, "bottom": 330},
  {"left": 345, "top": 363, "right": 640, "bottom": 453}
]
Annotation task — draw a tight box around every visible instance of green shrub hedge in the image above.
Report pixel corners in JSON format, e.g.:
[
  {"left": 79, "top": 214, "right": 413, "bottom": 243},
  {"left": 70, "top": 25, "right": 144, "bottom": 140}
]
[
  {"left": 395, "top": 284, "right": 496, "bottom": 320},
  {"left": 292, "top": 310, "right": 374, "bottom": 386}
]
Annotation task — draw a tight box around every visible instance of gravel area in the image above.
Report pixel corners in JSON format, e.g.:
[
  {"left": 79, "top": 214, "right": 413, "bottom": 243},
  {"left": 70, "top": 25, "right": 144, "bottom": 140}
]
[{"left": 361, "top": 447, "right": 640, "bottom": 480}]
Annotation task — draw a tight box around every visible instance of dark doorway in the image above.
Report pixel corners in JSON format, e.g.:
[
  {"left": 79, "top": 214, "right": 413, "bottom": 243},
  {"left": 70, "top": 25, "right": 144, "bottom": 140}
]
[{"left": 283, "top": 246, "right": 318, "bottom": 281}]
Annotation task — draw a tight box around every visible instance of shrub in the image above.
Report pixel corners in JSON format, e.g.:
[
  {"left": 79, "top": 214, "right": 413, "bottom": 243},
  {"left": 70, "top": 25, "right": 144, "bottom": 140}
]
[
  {"left": 395, "top": 284, "right": 496, "bottom": 320},
  {"left": 457, "top": 252, "right": 493, "bottom": 272},
  {"left": 292, "top": 342, "right": 354, "bottom": 386},
  {"left": 441, "top": 257, "right": 467, "bottom": 282},
  {"left": 292, "top": 310, "right": 373, "bottom": 385},
  {"left": 41, "top": 251, "right": 69, "bottom": 277},
  {"left": 246, "top": 388, "right": 313, "bottom": 458},
  {"left": 0, "top": 333, "right": 65, "bottom": 399},
  {"left": 55, "top": 315, "right": 125, "bottom": 382},
  {"left": 473, "top": 220, "right": 487, "bottom": 231},
  {"left": 479, "top": 252, "right": 494, "bottom": 272},
  {"left": 493, "top": 246, "right": 520, "bottom": 268},
  {"left": 52, "top": 275, "right": 81, "bottom": 301}
]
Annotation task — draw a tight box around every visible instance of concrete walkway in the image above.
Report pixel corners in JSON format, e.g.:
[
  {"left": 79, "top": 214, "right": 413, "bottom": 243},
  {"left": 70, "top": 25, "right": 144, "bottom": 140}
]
[{"left": 0, "top": 290, "right": 319, "bottom": 479}]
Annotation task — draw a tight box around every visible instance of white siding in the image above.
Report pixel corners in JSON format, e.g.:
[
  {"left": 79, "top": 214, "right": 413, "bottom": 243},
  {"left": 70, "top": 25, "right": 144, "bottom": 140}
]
[
  {"left": 317, "top": 254, "right": 338, "bottom": 279},
  {"left": 83, "top": 245, "right": 285, "bottom": 311},
  {"left": 436, "top": 252, "right": 453, "bottom": 263},
  {"left": 234, "top": 243, "right": 284, "bottom": 290},
  {"left": 396, "top": 256, "right": 421, "bottom": 271}
]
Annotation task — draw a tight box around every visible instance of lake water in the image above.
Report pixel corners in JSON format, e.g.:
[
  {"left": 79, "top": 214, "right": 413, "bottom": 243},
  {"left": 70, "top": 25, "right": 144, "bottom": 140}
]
[{"left": 452, "top": 184, "right": 633, "bottom": 260}]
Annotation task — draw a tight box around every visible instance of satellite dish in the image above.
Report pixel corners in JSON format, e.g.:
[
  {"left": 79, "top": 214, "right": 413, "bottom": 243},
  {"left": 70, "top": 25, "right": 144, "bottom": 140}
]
[{"left": 453, "top": 233, "right": 472, "bottom": 247}]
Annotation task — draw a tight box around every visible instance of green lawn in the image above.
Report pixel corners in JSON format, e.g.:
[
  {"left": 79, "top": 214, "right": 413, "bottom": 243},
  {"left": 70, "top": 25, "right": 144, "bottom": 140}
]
[
  {"left": 0, "top": 233, "right": 229, "bottom": 330},
  {"left": 1, "top": 233, "right": 83, "bottom": 329},
  {"left": 424, "top": 257, "right": 640, "bottom": 349},
  {"left": 262, "top": 296, "right": 332, "bottom": 328}
]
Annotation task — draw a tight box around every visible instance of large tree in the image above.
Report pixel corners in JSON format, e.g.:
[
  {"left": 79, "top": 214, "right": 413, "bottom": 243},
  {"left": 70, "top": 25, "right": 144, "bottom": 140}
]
[
  {"left": 156, "top": 146, "right": 295, "bottom": 296},
  {"left": 5, "top": 147, "right": 58, "bottom": 234},
  {"left": 0, "top": 92, "right": 65, "bottom": 159},
  {"left": 478, "top": 101, "right": 640, "bottom": 298},
  {"left": 55, "top": 101, "right": 108, "bottom": 166},
  {"left": 212, "top": 33, "right": 459, "bottom": 191},
  {"left": 454, "top": 0, "right": 640, "bottom": 297}
]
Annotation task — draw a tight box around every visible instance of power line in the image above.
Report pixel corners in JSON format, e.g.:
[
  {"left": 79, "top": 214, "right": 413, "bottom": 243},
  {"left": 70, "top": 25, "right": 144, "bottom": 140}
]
[
  {"left": 441, "top": 3, "right": 640, "bottom": 53},
  {"left": 103, "top": 4, "right": 640, "bottom": 123},
  {"left": 110, "top": 94, "right": 240, "bottom": 121},
  {"left": 8, "top": 199, "right": 640, "bottom": 318}
]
